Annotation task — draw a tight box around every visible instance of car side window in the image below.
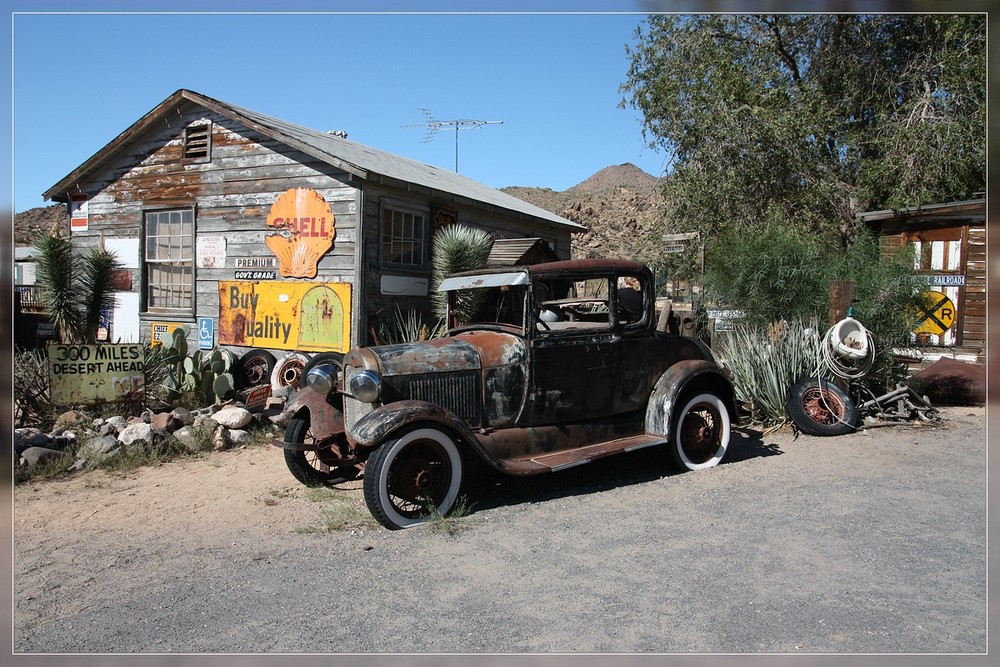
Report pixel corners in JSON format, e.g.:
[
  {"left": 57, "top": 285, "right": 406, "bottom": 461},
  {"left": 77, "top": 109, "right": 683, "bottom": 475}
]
[
  {"left": 533, "top": 277, "right": 613, "bottom": 334},
  {"left": 615, "top": 273, "right": 648, "bottom": 328}
]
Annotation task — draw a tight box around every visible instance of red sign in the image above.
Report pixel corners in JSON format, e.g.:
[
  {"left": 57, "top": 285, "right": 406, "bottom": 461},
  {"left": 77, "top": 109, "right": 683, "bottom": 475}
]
[{"left": 70, "top": 194, "right": 89, "bottom": 232}]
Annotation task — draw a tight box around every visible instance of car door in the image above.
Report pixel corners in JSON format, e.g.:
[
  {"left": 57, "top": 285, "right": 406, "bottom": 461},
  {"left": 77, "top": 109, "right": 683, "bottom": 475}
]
[{"left": 522, "top": 276, "right": 618, "bottom": 425}]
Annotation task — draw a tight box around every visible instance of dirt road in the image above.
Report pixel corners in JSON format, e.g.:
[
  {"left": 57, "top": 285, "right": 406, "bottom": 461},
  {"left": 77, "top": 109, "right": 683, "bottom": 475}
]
[{"left": 12, "top": 407, "right": 987, "bottom": 655}]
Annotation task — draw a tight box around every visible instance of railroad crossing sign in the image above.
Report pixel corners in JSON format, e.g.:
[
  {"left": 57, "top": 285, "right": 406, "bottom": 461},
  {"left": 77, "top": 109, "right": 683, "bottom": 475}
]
[{"left": 913, "top": 290, "right": 956, "bottom": 336}]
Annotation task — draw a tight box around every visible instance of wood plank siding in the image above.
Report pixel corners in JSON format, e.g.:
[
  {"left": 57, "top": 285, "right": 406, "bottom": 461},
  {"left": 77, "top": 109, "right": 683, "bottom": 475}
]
[
  {"left": 868, "top": 198, "right": 985, "bottom": 357},
  {"left": 50, "top": 92, "right": 578, "bottom": 355}
]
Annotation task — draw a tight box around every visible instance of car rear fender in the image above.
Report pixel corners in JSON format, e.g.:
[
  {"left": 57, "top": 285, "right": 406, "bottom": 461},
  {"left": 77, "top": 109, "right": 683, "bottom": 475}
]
[{"left": 645, "top": 360, "right": 736, "bottom": 438}]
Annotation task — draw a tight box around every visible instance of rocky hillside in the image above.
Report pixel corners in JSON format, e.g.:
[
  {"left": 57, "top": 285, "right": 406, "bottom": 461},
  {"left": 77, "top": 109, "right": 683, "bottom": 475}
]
[
  {"left": 14, "top": 204, "right": 64, "bottom": 245},
  {"left": 14, "top": 164, "right": 668, "bottom": 261},
  {"left": 502, "top": 163, "right": 667, "bottom": 263}
]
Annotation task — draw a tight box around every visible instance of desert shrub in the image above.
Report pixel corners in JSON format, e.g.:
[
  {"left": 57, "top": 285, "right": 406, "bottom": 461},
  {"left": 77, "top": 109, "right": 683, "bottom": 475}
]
[
  {"left": 13, "top": 348, "right": 55, "bottom": 428},
  {"left": 705, "top": 222, "right": 921, "bottom": 388}
]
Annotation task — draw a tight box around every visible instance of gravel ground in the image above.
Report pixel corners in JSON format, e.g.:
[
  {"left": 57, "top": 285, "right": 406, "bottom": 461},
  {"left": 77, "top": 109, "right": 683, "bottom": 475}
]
[{"left": 11, "top": 406, "right": 987, "bottom": 658}]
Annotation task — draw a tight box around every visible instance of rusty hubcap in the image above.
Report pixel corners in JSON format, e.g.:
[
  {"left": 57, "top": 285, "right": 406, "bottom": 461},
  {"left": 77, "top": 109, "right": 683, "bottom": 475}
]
[
  {"left": 801, "top": 387, "right": 845, "bottom": 425},
  {"left": 680, "top": 404, "right": 720, "bottom": 463}
]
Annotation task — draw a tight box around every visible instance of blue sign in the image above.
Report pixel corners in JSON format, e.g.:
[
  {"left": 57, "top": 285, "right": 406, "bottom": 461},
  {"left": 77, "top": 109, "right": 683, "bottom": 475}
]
[{"left": 197, "top": 317, "right": 214, "bottom": 350}]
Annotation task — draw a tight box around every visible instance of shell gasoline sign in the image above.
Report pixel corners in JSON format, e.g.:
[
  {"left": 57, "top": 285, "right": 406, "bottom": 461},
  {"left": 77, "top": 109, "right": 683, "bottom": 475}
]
[{"left": 264, "top": 188, "right": 335, "bottom": 278}]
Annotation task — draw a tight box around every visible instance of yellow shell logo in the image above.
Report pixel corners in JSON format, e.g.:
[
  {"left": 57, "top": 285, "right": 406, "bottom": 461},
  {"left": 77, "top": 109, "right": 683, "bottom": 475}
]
[{"left": 264, "top": 188, "right": 335, "bottom": 278}]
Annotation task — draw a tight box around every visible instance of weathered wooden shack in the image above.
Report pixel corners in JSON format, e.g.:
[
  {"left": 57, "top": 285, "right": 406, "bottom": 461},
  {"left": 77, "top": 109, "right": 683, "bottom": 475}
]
[
  {"left": 42, "top": 89, "right": 584, "bottom": 388},
  {"left": 858, "top": 195, "right": 986, "bottom": 365}
]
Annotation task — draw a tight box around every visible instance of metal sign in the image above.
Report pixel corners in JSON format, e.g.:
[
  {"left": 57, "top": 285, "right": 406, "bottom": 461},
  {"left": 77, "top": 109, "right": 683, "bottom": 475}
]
[
  {"left": 264, "top": 188, "right": 336, "bottom": 278},
  {"left": 48, "top": 343, "right": 144, "bottom": 405},
  {"left": 914, "top": 290, "right": 956, "bottom": 336},
  {"left": 197, "top": 317, "right": 215, "bottom": 350},
  {"left": 924, "top": 274, "right": 965, "bottom": 287},
  {"left": 150, "top": 321, "right": 184, "bottom": 346},
  {"left": 218, "top": 280, "right": 352, "bottom": 353}
]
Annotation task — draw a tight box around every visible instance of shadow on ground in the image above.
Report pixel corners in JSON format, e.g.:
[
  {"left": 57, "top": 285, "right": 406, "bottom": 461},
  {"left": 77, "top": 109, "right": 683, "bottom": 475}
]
[{"left": 466, "top": 426, "right": 784, "bottom": 515}]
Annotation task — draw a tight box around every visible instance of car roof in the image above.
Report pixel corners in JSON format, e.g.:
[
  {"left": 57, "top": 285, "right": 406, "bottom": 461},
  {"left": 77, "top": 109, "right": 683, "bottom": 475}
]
[{"left": 446, "top": 258, "right": 647, "bottom": 280}]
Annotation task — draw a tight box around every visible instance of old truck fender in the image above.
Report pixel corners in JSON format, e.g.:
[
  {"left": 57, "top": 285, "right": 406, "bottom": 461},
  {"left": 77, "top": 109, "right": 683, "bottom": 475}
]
[
  {"left": 645, "top": 359, "right": 737, "bottom": 438},
  {"left": 350, "top": 399, "right": 499, "bottom": 463},
  {"left": 280, "top": 386, "right": 345, "bottom": 448}
]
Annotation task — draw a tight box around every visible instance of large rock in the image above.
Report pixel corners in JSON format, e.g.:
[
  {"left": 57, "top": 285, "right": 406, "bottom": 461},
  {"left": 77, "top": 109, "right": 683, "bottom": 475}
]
[
  {"left": 170, "top": 407, "right": 195, "bottom": 427},
  {"left": 84, "top": 435, "right": 121, "bottom": 456},
  {"left": 20, "top": 446, "right": 68, "bottom": 467},
  {"left": 227, "top": 429, "right": 253, "bottom": 446},
  {"left": 212, "top": 406, "right": 252, "bottom": 429},
  {"left": 118, "top": 422, "right": 154, "bottom": 448},
  {"left": 149, "top": 412, "right": 178, "bottom": 432},
  {"left": 172, "top": 426, "right": 202, "bottom": 453},
  {"left": 51, "top": 409, "right": 88, "bottom": 434},
  {"left": 105, "top": 416, "right": 127, "bottom": 432}
]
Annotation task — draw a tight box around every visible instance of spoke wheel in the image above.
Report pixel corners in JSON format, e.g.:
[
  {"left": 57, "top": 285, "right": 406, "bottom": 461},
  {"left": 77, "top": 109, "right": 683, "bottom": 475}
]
[
  {"left": 786, "top": 378, "right": 859, "bottom": 436},
  {"left": 282, "top": 418, "right": 360, "bottom": 486},
  {"left": 364, "top": 427, "right": 463, "bottom": 530},
  {"left": 671, "top": 392, "right": 731, "bottom": 471}
]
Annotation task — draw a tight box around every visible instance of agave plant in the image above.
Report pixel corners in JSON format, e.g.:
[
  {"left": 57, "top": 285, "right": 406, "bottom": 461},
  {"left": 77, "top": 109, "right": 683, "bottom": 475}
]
[
  {"left": 715, "top": 318, "right": 828, "bottom": 425},
  {"left": 373, "top": 306, "right": 446, "bottom": 346},
  {"left": 430, "top": 224, "right": 493, "bottom": 323}
]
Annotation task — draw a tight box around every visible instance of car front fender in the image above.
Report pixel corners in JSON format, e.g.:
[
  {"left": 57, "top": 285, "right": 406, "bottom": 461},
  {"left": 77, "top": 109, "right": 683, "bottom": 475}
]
[
  {"left": 281, "top": 386, "right": 345, "bottom": 447},
  {"left": 349, "top": 399, "right": 494, "bottom": 459},
  {"left": 645, "top": 359, "right": 736, "bottom": 438}
]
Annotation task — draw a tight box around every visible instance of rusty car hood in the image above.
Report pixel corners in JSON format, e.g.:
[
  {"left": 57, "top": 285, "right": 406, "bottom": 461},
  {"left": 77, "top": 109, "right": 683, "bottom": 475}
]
[{"left": 359, "top": 331, "right": 527, "bottom": 376}]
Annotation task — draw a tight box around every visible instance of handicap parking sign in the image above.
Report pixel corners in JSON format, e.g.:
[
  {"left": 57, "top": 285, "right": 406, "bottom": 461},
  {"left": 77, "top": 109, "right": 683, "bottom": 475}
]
[{"left": 197, "top": 317, "right": 214, "bottom": 350}]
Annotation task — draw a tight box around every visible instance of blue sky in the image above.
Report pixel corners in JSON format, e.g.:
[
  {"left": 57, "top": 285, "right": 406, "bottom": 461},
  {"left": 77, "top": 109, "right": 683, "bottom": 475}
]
[{"left": 9, "top": 4, "right": 671, "bottom": 213}]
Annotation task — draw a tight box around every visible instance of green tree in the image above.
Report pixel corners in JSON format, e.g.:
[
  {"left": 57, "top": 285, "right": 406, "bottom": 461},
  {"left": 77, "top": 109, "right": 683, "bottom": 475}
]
[
  {"left": 621, "top": 14, "right": 985, "bottom": 247},
  {"left": 35, "top": 231, "right": 123, "bottom": 344}
]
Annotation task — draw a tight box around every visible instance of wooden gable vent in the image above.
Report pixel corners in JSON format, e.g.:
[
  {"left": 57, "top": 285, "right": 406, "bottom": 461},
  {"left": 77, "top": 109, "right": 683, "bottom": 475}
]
[{"left": 183, "top": 123, "right": 211, "bottom": 160}]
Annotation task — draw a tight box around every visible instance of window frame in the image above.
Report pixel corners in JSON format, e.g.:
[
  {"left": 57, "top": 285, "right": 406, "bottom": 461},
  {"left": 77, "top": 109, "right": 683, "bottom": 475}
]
[
  {"left": 379, "top": 200, "right": 430, "bottom": 271},
  {"left": 141, "top": 206, "right": 196, "bottom": 316}
]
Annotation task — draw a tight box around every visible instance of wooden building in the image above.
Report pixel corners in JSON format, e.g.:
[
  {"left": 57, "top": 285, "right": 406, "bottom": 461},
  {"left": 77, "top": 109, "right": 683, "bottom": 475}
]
[
  {"left": 41, "top": 89, "right": 583, "bottom": 385},
  {"left": 858, "top": 195, "right": 986, "bottom": 364}
]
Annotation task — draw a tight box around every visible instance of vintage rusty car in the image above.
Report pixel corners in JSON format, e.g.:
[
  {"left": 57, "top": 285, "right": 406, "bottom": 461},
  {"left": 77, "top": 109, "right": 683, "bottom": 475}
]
[{"left": 275, "top": 259, "right": 737, "bottom": 529}]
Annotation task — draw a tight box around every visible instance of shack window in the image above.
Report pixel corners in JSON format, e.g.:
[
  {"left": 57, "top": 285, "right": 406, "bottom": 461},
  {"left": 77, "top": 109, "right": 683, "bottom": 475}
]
[
  {"left": 381, "top": 206, "right": 427, "bottom": 268},
  {"left": 144, "top": 209, "right": 194, "bottom": 312},
  {"left": 184, "top": 123, "right": 211, "bottom": 161}
]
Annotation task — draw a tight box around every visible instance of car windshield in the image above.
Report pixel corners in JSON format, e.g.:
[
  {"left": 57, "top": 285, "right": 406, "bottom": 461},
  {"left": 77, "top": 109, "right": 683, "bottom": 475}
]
[{"left": 439, "top": 269, "right": 629, "bottom": 334}]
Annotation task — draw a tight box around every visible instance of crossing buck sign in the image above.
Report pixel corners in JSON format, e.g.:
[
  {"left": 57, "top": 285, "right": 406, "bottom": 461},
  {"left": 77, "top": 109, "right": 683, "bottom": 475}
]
[{"left": 914, "top": 290, "right": 956, "bottom": 336}]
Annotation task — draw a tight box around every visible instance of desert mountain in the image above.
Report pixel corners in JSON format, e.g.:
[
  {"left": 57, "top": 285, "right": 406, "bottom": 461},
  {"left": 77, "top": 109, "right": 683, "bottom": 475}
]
[
  {"left": 14, "top": 163, "right": 667, "bottom": 261},
  {"left": 502, "top": 163, "right": 666, "bottom": 263}
]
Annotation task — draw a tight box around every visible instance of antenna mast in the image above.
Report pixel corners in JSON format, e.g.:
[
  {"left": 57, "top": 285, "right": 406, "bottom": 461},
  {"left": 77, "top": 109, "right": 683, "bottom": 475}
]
[{"left": 402, "top": 108, "right": 503, "bottom": 173}]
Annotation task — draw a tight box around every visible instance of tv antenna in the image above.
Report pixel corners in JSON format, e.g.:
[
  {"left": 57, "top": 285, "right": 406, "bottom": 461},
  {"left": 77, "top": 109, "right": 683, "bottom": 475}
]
[{"left": 402, "top": 108, "right": 503, "bottom": 173}]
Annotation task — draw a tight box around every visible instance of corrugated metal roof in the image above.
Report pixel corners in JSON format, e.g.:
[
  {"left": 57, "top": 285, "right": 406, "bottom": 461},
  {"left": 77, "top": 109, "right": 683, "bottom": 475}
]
[
  {"left": 856, "top": 196, "right": 986, "bottom": 223},
  {"left": 45, "top": 89, "right": 585, "bottom": 233}
]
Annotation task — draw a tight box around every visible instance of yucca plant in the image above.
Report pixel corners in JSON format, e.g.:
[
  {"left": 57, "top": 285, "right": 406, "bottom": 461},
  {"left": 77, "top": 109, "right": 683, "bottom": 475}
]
[
  {"left": 430, "top": 224, "right": 493, "bottom": 323},
  {"left": 716, "top": 318, "right": 829, "bottom": 425},
  {"left": 79, "top": 245, "right": 123, "bottom": 343},
  {"left": 35, "top": 231, "right": 123, "bottom": 344},
  {"left": 35, "top": 231, "right": 83, "bottom": 343}
]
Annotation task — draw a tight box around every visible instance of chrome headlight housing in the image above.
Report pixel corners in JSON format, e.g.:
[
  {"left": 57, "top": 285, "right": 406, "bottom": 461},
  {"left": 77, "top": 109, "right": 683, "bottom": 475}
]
[
  {"left": 348, "top": 368, "right": 382, "bottom": 403},
  {"left": 305, "top": 364, "right": 338, "bottom": 396}
]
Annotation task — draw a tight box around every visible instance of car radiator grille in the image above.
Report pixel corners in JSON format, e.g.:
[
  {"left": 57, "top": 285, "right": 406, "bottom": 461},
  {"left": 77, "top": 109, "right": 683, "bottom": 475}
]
[{"left": 387, "top": 371, "right": 481, "bottom": 426}]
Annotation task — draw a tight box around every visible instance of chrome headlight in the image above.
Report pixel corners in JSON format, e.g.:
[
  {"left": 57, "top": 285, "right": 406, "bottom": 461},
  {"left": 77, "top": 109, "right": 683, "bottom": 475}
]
[
  {"left": 305, "top": 364, "right": 338, "bottom": 396},
  {"left": 348, "top": 369, "right": 382, "bottom": 403}
]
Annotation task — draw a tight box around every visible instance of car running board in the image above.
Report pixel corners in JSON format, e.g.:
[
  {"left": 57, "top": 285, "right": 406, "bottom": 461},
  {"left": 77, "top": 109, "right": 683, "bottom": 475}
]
[{"left": 526, "top": 434, "right": 668, "bottom": 472}]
